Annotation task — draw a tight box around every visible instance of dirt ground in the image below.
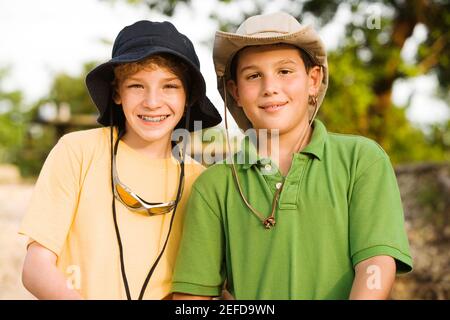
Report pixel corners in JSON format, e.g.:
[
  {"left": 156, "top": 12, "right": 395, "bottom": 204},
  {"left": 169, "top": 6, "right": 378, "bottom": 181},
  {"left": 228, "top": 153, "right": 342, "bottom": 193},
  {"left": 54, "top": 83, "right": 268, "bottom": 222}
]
[{"left": 0, "top": 183, "right": 35, "bottom": 299}]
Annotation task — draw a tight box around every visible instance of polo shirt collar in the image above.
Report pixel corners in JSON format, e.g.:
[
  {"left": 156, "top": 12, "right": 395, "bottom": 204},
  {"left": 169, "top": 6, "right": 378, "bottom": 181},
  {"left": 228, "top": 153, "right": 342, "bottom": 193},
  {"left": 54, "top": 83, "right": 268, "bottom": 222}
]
[
  {"left": 238, "top": 134, "right": 260, "bottom": 170},
  {"left": 238, "top": 119, "right": 327, "bottom": 170},
  {"left": 300, "top": 119, "right": 327, "bottom": 161}
]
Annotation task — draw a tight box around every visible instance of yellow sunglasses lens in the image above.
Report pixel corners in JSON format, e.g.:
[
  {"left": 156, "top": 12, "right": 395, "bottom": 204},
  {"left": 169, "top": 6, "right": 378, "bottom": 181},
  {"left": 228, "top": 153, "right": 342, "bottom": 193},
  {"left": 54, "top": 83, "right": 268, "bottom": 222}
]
[
  {"left": 116, "top": 184, "right": 141, "bottom": 208},
  {"left": 147, "top": 204, "right": 175, "bottom": 215}
]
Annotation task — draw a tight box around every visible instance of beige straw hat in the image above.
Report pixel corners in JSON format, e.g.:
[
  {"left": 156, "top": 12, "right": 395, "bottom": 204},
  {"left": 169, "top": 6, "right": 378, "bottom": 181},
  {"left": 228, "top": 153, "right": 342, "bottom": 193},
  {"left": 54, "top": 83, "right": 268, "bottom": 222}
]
[{"left": 213, "top": 12, "right": 328, "bottom": 131}]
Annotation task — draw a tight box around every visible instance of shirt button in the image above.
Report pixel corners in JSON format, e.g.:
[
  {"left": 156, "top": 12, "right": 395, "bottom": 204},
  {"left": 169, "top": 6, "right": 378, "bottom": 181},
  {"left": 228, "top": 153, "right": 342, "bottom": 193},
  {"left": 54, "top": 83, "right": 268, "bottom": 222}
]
[
  {"left": 275, "top": 182, "right": 282, "bottom": 189},
  {"left": 264, "top": 164, "right": 272, "bottom": 171}
]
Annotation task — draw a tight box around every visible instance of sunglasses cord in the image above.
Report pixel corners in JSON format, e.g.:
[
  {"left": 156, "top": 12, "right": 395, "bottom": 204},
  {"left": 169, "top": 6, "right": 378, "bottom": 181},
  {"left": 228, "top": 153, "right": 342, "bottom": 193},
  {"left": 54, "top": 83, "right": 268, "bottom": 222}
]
[
  {"left": 221, "top": 77, "right": 319, "bottom": 229},
  {"left": 109, "top": 110, "right": 189, "bottom": 300}
]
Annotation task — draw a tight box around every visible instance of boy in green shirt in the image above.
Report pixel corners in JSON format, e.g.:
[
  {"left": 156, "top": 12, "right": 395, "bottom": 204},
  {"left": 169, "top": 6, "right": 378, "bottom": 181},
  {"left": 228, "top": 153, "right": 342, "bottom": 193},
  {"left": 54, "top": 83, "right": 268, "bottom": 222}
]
[{"left": 172, "top": 12, "right": 412, "bottom": 300}]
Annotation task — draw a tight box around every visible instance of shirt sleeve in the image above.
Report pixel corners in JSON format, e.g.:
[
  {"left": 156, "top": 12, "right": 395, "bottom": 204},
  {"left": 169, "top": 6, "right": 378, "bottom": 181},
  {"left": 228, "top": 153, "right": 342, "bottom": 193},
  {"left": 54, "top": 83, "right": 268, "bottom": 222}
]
[
  {"left": 18, "top": 136, "right": 81, "bottom": 256},
  {"left": 349, "top": 153, "right": 413, "bottom": 274},
  {"left": 171, "top": 184, "right": 226, "bottom": 297}
]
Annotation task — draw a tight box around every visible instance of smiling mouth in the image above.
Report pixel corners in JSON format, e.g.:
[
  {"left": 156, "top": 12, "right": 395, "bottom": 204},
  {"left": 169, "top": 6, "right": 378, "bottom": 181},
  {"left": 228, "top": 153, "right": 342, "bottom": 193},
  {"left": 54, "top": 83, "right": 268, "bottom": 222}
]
[
  {"left": 138, "top": 115, "right": 170, "bottom": 123},
  {"left": 259, "top": 102, "right": 288, "bottom": 111}
]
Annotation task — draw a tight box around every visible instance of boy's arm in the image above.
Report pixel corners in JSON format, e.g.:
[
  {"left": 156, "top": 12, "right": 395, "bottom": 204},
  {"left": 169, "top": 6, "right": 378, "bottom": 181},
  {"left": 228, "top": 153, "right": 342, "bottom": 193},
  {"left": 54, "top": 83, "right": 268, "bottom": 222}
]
[
  {"left": 349, "top": 255, "right": 396, "bottom": 300},
  {"left": 171, "top": 182, "right": 226, "bottom": 298},
  {"left": 22, "top": 242, "right": 83, "bottom": 300}
]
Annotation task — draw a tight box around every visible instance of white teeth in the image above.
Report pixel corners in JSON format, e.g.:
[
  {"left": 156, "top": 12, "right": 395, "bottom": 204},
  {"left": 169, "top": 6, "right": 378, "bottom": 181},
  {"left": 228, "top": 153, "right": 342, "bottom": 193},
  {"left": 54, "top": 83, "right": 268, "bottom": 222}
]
[
  {"left": 139, "top": 115, "right": 169, "bottom": 122},
  {"left": 265, "top": 105, "right": 281, "bottom": 109}
]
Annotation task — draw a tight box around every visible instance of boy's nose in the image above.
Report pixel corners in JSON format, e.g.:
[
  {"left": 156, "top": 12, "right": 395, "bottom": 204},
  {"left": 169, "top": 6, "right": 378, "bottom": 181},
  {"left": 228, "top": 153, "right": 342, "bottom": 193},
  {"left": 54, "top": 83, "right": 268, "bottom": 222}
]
[
  {"left": 261, "top": 77, "right": 279, "bottom": 96},
  {"left": 142, "top": 89, "right": 163, "bottom": 109}
]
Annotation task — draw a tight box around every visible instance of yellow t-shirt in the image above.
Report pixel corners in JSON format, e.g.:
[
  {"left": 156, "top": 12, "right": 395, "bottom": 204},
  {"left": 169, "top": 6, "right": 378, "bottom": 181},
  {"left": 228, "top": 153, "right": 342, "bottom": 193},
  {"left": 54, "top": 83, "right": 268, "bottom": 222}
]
[{"left": 19, "top": 127, "right": 204, "bottom": 299}]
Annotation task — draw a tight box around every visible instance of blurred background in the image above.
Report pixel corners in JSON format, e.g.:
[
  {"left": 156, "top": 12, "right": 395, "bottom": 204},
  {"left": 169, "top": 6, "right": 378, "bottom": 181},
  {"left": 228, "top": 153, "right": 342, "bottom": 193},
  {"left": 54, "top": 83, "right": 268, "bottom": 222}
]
[{"left": 0, "top": 0, "right": 448, "bottom": 299}]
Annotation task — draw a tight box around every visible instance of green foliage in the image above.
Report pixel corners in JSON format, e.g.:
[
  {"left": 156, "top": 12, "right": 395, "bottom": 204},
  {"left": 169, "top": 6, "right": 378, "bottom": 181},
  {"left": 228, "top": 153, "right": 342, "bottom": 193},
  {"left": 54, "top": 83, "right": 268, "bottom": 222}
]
[
  {"left": 208, "top": 0, "right": 449, "bottom": 164},
  {"left": 1, "top": 0, "right": 449, "bottom": 178},
  {"left": 319, "top": 48, "right": 375, "bottom": 136},
  {"left": 48, "top": 62, "right": 98, "bottom": 115},
  {"left": 18, "top": 62, "right": 100, "bottom": 176},
  {"left": 15, "top": 125, "right": 57, "bottom": 177},
  {"left": 0, "top": 68, "right": 26, "bottom": 164},
  {"left": 320, "top": 46, "right": 449, "bottom": 164},
  {"left": 0, "top": 62, "right": 100, "bottom": 177}
]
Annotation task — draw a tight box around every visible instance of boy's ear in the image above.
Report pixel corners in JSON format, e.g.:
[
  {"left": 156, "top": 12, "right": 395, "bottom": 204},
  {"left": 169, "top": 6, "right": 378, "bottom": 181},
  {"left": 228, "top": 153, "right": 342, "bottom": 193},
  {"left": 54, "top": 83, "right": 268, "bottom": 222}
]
[
  {"left": 226, "top": 79, "right": 242, "bottom": 108},
  {"left": 308, "top": 66, "right": 323, "bottom": 97},
  {"left": 113, "top": 91, "right": 122, "bottom": 105}
]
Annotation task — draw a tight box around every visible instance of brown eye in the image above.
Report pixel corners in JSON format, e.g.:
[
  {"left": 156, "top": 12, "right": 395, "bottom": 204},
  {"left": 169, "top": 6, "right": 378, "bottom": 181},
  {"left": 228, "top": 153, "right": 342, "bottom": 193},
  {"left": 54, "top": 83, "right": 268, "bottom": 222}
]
[
  {"left": 127, "top": 84, "right": 143, "bottom": 89},
  {"left": 164, "top": 83, "right": 181, "bottom": 89},
  {"left": 279, "top": 69, "right": 292, "bottom": 75},
  {"left": 246, "top": 73, "right": 260, "bottom": 80}
]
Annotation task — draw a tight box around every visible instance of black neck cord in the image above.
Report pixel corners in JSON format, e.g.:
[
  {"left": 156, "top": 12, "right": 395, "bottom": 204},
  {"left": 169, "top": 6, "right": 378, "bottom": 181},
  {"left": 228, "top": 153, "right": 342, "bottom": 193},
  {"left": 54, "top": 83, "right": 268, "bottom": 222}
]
[{"left": 109, "top": 109, "right": 190, "bottom": 300}]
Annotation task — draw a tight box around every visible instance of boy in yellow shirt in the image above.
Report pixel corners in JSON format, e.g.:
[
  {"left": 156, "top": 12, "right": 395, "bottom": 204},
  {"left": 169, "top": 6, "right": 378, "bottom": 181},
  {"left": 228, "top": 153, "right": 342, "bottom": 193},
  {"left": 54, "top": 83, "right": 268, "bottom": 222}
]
[{"left": 19, "top": 20, "right": 221, "bottom": 299}]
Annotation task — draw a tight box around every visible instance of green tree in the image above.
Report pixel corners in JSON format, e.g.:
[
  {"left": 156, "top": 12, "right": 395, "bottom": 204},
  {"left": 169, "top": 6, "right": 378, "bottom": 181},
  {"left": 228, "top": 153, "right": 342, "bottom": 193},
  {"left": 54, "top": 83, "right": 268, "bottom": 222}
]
[
  {"left": 0, "top": 67, "right": 27, "bottom": 164},
  {"left": 18, "top": 62, "right": 99, "bottom": 177},
  {"left": 48, "top": 62, "right": 99, "bottom": 115}
]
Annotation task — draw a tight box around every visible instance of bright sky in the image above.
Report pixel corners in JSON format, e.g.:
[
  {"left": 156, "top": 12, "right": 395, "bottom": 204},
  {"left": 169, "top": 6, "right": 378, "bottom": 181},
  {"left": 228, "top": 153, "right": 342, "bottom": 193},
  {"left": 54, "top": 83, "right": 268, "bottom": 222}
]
[{"left": 0, "top": 0, "right": 448, "bottom": 130}]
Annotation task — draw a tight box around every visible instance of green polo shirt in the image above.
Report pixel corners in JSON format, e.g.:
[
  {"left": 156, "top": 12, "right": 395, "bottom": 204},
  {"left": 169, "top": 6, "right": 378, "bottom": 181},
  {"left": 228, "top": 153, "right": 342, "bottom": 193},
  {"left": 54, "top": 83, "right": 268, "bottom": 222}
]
[{"left": 172, "top": 119, "right": 412, "bottom": 299}]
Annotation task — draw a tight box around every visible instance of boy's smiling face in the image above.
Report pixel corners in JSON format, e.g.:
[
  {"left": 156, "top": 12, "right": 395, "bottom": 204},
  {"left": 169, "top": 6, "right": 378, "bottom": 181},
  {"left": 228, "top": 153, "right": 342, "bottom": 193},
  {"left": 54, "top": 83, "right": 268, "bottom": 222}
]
[
  {"left": 228, "top": 44, "right": 322, "bottom": 135},
  {"left": 114, "top": 65, "right": 186, "bottom": 146}
]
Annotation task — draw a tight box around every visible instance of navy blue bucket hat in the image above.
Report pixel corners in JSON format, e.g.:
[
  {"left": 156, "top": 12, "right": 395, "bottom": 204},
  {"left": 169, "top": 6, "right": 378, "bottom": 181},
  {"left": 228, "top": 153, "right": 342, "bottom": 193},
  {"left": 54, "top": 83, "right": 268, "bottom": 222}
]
[{"left": 86, "top": 20, "right": 221, "bottom": 131}]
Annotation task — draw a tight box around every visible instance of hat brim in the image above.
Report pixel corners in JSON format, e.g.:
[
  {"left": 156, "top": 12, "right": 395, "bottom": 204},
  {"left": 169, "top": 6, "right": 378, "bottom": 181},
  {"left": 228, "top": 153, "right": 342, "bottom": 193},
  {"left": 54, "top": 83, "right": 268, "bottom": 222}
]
[
  {"left": 86, "top": 46, "right": 221, "bottom": 131},
  {"left": 213, "top": 26, "right": 328, "bottom": 131}
]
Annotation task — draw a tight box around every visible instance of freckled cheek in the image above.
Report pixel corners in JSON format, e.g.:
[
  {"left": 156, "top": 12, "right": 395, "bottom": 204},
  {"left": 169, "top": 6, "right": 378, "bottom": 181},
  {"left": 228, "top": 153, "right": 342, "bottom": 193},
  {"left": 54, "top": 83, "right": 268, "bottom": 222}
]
[
  {"left": 170, "top": 93, "right": 186, "bottom": 108},
  {"left": 121, "top": 92, "right": 145, "bottom": 106}
]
